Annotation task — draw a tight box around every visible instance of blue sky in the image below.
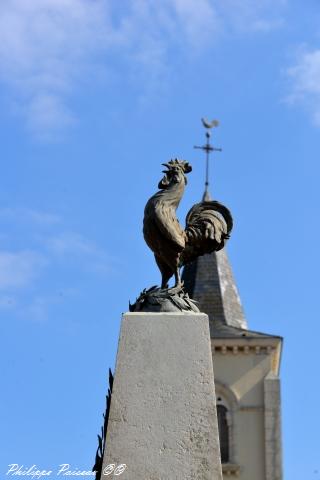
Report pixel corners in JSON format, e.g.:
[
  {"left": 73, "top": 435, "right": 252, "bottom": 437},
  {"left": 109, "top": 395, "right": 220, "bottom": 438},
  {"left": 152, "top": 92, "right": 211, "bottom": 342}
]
[{"left": 1, "top": 1, "right": 320, "bottom": 479}]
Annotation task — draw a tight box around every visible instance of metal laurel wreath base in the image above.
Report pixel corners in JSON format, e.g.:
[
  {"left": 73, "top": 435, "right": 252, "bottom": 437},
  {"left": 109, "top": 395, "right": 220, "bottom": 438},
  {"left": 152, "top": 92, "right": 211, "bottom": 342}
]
[{"left": 93, "top": 368, "right": 114, "bottom": 480}]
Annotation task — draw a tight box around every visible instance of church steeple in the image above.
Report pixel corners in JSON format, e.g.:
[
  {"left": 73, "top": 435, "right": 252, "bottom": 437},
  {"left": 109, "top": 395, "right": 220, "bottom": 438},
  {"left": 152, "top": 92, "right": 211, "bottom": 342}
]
[
  {"left": 184, "top": 119, "right": 259, "bottom": 338},
  {"left": 185, "top": 119, "right": 283, "bottom": 480}
]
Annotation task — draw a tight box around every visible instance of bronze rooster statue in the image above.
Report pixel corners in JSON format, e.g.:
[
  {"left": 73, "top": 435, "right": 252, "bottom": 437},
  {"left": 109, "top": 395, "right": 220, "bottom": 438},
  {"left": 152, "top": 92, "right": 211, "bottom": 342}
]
[{"left": 143, "top": 159, "right": 233, "bottom": 290}]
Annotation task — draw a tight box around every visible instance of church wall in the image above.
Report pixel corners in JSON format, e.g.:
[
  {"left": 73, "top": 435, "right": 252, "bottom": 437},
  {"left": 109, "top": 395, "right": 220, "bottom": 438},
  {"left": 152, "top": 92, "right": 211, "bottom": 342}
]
[
  {"left": 235, "top": 409, "right": 266, "bottom": 479},
  {"left": 213, "top": 347, "right": 280, "bottom": 480},
  {"left": 213, "top": 351, "right": 273, "bottom": 404},
  {"left": 264, "top": 373, "right": 282, "bottom": 480}
]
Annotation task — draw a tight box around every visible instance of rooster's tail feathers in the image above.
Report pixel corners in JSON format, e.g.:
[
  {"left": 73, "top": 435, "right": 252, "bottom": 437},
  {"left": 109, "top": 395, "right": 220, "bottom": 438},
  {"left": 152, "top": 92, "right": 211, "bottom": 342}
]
[{"left": 181, "top": 200, "right": 233, "bottom": 266}]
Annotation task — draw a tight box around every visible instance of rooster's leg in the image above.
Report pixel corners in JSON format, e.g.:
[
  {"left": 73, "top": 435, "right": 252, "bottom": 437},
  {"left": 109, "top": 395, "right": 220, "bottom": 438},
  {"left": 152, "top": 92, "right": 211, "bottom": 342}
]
[
  {"left": 174, "top": 268, "right": 182, "bottom": 288},
  {"left": 156, "top": 254, "right": 172, "bottom": 289},
  {"left": 161, "top": 274, "right": 170, "bottom": 289}
]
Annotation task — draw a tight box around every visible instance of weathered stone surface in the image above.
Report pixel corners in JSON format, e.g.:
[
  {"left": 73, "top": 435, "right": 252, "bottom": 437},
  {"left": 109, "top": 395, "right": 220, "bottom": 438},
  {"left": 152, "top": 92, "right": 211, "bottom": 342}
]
[{"left": 102, "top": 312, "right": 222, "bottom": 480}]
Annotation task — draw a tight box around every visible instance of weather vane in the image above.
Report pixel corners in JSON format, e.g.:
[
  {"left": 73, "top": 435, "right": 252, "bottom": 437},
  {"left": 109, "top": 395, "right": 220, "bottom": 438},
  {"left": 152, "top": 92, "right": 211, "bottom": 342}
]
[{"left": 194, "top": 118, "right": 222, "bottom": 200}]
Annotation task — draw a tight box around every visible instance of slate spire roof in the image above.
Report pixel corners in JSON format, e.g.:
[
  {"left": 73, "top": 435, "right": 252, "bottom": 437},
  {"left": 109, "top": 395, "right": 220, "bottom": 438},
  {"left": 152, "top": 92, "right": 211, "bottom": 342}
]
[{"left": 183, "top": 249, "right": 251, "bottom": 337}]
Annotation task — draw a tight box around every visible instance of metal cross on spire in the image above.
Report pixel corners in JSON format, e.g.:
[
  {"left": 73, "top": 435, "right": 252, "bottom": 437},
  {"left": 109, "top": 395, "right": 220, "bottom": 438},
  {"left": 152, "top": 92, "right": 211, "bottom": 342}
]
[{"left": 194, "top": 117, "right": 222, "bottom": 201}]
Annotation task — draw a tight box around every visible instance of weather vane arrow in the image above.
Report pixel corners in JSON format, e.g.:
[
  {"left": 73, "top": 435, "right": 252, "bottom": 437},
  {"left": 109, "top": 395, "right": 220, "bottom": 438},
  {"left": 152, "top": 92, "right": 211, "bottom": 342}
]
[{"left": 194, "top": 117, "right": 222, "bottom": 200}]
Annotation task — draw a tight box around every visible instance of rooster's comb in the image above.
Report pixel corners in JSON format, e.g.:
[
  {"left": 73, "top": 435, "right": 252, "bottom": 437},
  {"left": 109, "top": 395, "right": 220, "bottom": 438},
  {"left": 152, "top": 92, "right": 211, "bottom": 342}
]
[{"left": 162, "top": 158, "right": 192, "bottom": 174}]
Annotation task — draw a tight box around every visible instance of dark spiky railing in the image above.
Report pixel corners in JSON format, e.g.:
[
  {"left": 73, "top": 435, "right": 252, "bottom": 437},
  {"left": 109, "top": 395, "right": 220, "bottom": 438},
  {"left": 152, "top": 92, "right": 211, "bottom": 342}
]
[{"left": 92, "top": 368, "right": 114, "bottom": 480}]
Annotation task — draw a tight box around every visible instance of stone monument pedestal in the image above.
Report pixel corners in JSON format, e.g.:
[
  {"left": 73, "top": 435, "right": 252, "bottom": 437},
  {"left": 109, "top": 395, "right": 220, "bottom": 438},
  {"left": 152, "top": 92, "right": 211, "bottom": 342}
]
[{"left": 102, "top": 312, "right": 222, "bottom": 480}]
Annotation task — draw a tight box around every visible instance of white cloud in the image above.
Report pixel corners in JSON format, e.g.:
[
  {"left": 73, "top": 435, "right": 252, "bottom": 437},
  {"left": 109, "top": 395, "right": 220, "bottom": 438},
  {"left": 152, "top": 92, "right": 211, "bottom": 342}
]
[
  {"left": 286, "top": 48, "right": 320, "bottom": 126},
  {"left": 25, "top": 93, "right": 76, "bottom": 140},
  {"left": 168, "top": 0, "right": 220, "bottom": 47},
  {"left": 47, "top": 232, "right": 100, "bottom": 256},
  {"left": 0, "top": 250, "right": 46, "bottom": 289},
  {"left": 22, "top": 295, "right": 56, "bottom": 322},
  {"left": 0, "top": 207, "right": 61, "bottom": 225},
  {"left": 25, "top": 209, "right": 61, "bottom": 226},
  {"left": 216, "top": 0, "right": 286, "bottom": 33},
  {"left": 46, "top": 231, "right": 114, "bottom": 274},
  {"left": 0, "top": 206, "right": 115, "bottom": 320},
  {"left": 0, "top": 207, "right": 112, "bottom": 273},
  {"left": 0, "top": 0, "right": 286, "bottom": 138},
  {"left": 0, "top": 0, "right": 110, "bottom": 138},
  {"left": 251, "top": 17, "right": 284, "bottom": 33}
]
